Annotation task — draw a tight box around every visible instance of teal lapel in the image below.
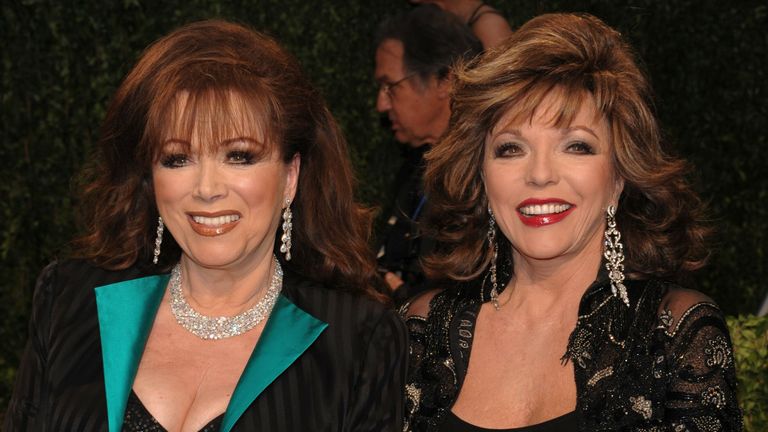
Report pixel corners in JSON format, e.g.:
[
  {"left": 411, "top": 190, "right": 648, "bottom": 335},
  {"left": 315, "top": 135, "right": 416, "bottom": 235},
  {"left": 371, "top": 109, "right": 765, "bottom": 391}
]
[
  {"left": 94, "top": 274, "right": 169, "bottom": 432},
  {"left": 220, "top": 294, "right": 328, "bottom": 432}
]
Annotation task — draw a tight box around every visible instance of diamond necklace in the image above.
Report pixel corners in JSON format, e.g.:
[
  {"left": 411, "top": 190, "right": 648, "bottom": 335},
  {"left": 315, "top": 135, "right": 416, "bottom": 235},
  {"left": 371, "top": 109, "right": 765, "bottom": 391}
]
[{"left": 169, "top": 257, "right": 283, "bottom": 340}]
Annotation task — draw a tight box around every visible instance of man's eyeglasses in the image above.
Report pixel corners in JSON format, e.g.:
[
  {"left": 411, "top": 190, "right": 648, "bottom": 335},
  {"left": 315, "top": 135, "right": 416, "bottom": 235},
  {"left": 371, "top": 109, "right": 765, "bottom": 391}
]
[{"left": 378, "top": 73, "right": 417, "bottom": 97}]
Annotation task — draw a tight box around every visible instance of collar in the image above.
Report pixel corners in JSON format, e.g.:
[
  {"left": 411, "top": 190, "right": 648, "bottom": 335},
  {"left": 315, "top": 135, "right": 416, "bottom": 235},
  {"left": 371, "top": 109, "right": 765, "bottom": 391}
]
[{"left": 94, "top": 273, "right": 327, "bottom": 432}]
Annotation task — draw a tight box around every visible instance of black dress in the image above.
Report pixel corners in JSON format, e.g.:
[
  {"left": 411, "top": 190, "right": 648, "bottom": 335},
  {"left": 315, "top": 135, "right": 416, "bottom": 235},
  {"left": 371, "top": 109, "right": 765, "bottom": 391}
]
[
  {"left": 5, "top": 259, "right": 407, "bottom": 431},
  {"left": 402, "top": 272, "right": 742, "bottom": 431}
]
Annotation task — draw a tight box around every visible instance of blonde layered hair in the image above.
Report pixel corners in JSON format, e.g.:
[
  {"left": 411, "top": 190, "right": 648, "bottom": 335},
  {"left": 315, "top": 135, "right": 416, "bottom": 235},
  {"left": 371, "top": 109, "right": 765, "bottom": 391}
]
[{"left": 423, "top": 13, "right": 710, "bottom": 282}]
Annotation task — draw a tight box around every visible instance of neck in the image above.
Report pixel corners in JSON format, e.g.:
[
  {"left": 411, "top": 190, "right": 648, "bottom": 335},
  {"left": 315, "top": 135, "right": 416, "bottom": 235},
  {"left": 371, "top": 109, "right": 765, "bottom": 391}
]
[
  {"left": 178, "top": 250, "right": 276, "bottom": 315},
  {"left": 498, "top": 235, "right": 603, "bottom": 318},
  {"left": 420, "top": 101, "right": 451, "bottom": 146}
]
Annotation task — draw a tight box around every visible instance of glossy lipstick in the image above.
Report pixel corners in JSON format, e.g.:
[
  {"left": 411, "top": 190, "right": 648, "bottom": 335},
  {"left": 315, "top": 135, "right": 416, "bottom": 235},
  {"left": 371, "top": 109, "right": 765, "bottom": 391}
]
[
  {"left": 187, "top": 211, "right": 241, "bottom": 236},
  {"left": 516, "top": 198, "right": 574, "bottom": 227}
]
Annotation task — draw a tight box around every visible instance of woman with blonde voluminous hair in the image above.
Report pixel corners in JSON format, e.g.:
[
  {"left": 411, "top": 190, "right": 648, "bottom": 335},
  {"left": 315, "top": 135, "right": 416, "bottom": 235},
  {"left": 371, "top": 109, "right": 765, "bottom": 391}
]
[{"left": 403, "top": 13, "right": 742, "bottom": 431}]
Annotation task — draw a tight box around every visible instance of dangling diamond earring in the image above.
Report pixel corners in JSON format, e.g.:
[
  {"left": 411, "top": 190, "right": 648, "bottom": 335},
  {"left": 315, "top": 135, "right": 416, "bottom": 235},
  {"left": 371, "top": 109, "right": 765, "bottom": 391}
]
[
  {"left": 604, "top": 205, "right": 629, "bottom": 306},
  {"left": 488, "top": 207, "right": 500, "bottom": 310},
  {"left": 280, "top": 198, "right": 293, "bottom": 261},
  {"left": 153, "top": 216, "right": 164, "bottom": 265}
]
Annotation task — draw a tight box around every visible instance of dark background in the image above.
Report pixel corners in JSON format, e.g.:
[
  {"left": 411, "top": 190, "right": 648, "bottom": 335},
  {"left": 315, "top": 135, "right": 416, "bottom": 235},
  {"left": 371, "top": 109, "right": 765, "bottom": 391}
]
[{"left": 1, "top": 0, "right": 765, "bottom": 411}]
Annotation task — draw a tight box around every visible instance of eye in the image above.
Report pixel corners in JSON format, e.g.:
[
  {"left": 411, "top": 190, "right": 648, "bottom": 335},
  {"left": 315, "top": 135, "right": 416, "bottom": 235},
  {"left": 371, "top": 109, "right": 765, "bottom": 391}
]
[
  {"left": 494, "top": 142, "right": 524, "bottom": 158},
  {"left": 226, "top": 150, "right": 256, "bottom": 165},
  {"left": 160, "top": 153, "right": 189, "bottom": 168},
  {"left": 565, "top": 141, "right": 595, "bottom": 155}
]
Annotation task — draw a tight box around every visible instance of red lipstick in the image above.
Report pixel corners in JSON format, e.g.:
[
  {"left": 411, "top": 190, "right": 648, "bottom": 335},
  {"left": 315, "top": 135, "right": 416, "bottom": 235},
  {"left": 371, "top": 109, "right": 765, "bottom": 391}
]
[{"left": 516, "top": 198, "right": 575, "bottom": 227}]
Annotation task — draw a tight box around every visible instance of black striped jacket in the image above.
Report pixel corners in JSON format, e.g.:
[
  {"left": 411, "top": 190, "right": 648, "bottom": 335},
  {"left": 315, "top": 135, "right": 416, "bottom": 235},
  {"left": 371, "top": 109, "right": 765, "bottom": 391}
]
[{"left": 5, "top": 259, "right": 407, "bottom": 431}]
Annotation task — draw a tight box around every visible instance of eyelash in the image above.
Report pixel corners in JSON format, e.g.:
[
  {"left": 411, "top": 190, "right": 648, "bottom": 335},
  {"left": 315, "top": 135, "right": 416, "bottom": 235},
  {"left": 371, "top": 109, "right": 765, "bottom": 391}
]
[
  {"left": 227, "top": 150, "right": 256, "bottom": 165},
  {"left": 159, "top": 150, "right": 259, "bottom": 168},
  {"left": 494, "top": 142, "right": 523, "bottom": 158},
  {"left": 493, "top": 141, "right": 596, "bottom": 158},
  {"left": 160, "top": 153, "right": 188, "bottom": 168},
  {"left": 566, "top": 141, "right": 595, "bottom": 154}
]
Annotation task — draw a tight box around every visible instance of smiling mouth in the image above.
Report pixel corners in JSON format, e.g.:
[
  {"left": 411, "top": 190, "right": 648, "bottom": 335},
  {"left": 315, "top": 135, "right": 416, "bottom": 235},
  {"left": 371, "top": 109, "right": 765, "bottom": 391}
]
[
  {"left": 188, "top": 213, "right": 241, "bottom": 236},
  {"left": 191, "top": 215, "right": 240, "bottom": 226},
  {"left": 518, "top": 203, "right": 572, "bottom": 216},
  {"left": 516, "top": 201, "right": 575, "bottom": 227}
]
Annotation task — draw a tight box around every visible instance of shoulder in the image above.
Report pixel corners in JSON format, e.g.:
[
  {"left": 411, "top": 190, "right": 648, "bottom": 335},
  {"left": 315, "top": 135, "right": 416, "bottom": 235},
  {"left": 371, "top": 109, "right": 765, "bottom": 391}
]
[
  {"left": 468, "top": 6, "right": 512, "bottom": 49},
  {"left": 33, "top": 259, "right": 155, "bottom": 303},
  {"left": 656, "top": 283, "right": 723, "bottom": 337},
  {"left": 281, "top": 269, "right": 405, "bottom": 338},
  {"left": 399, "top": 288, "right": 444, "bottom": 320}
]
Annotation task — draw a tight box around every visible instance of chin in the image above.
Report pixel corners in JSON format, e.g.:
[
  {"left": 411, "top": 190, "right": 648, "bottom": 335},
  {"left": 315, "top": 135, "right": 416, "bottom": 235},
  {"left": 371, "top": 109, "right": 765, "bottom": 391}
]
[
  {"left": 514, "top": 239, "right": 573, "bottom": 261},
  {"left": 182, "top": 248, "right": 244, "bottom": 269}
]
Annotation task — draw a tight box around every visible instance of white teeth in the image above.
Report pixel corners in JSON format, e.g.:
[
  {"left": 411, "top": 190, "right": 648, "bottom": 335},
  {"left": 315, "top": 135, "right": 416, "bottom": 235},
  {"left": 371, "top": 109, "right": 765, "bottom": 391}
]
[
  {"left": 192, "top": 214, "right": 240, "bottom": 226},
  {"left": 518, "top": 204, "right": 571, "bottom": 216}
]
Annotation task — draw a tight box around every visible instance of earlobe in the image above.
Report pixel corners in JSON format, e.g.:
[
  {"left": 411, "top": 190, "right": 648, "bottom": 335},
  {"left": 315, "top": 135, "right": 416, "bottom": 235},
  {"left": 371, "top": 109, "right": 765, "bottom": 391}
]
[
  {"left": 437, "top": 74, "right": 453, "bottom": 99},
  {"left": 286, "top": 153, "right": 301, "bottom": 201},
  {"left": 616, "top": 178, "right": 625, "bottom": 198},
  {"left": 612, "top": 178, "right": 625, "bottom": 205}
]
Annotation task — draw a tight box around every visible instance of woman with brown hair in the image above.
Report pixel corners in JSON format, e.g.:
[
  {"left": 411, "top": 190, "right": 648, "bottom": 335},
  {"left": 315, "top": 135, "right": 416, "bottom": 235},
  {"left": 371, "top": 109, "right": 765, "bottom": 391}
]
[
  {"left": 5, "top": 20, "right": 406, "bottom": 431},
  {"left": 403, "top": 13, "right": 742, "bottom": 431}
]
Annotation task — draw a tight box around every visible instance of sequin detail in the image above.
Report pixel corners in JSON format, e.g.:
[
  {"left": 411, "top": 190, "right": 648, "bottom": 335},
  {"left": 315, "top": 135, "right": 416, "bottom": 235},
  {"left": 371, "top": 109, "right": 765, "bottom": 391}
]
[
  {"left": 587, "top": 366, "right": 614, "bottom": 386},
  {"left": 630, "top": 395, "right": 653, "bottom": 420},
  {"left": 692, "top": 415, "right": 723, "bottom": 431},
  {"left": 705, "top": 336, "right": 733, "bottom": 369},
  {"left": 701, "top": 386, "right": 726, "bottom": 409},
  {"left": 659, "top": 308, "right": 673, "bottom": 329}
]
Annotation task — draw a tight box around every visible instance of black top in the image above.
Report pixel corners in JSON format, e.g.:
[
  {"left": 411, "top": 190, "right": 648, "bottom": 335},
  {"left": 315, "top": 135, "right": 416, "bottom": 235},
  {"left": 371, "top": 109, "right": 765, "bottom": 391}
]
[
  {"left": 5, "top": 259, "right": 407, "bottom": 431},
  {"left": 123, "top": 390, "right": 222, "bottom": 432},
  {"left": 377, "top": 145, "right": 434, "bottom": 304},
  {"left": 441, "top": 410, "right": 578, "bottom": 432},
  {"left": 402, "top": 273, "right": 743, "bottom": 431}
]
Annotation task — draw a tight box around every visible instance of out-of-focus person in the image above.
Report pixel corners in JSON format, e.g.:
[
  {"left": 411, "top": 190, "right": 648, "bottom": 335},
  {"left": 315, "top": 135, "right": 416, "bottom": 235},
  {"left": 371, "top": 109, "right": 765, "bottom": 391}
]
[
  {"left": 409, "top": 0, "right": 512, "bottom": 49},
  {"left": 5, "top": 20, "right": 406, "bottom": 432},
  {"left": 374, "top": 5, "right": 482, "bottom": 304},
  {"left": 403, "top": 13, "right": 742, "bottom": 431}
]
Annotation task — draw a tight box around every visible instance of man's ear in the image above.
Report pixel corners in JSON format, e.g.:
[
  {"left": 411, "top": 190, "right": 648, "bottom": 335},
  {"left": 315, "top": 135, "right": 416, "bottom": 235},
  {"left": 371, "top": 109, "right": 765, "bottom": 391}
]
[{"left": 436, "top": 72, "right": 453, "bottom": 99}]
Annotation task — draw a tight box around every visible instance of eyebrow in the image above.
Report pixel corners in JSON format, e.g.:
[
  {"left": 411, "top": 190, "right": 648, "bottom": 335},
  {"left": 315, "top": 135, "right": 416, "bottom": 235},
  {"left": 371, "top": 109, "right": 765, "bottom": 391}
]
[
  {"left": 493, "top": 126, "right": 599, "bottom": 140},
  {"left": 221, "top": 136, "right": 263, "bottom": 146},
  {"left": 563, "top": 126, "right": 599, "bottom": 139}
]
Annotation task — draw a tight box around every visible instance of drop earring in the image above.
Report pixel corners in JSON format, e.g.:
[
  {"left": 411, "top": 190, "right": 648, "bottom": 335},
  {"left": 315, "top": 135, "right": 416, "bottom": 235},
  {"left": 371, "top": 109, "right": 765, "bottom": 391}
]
[
  {"left": 604, "top": 205, "right": 629, "bottom": 306},
  {"left": 280, "top": 199, "right": 293, "bottom": 261},
  {"left": 153, "top": 216, "right": 164, "bottom": 265},
  {"left": 488, "top": 207, "right": 500, "bottom": 310}
]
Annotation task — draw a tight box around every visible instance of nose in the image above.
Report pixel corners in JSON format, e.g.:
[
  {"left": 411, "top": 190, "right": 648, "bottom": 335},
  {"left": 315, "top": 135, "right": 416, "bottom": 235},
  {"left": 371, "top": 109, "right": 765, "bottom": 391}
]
[
  {"left": 376, "top": 88, "right": 391, "bottom": 113},
  {"left": 524, "top": 150, "right": 559, "bottom": 186},
  {"left": 193, "top": 160, "right": 226, "bottom": 202}
]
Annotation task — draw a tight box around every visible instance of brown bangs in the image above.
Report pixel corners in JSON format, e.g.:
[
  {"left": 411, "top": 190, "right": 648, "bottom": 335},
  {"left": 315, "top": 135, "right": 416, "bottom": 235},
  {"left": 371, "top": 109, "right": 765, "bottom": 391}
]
[
  {"left": 142, "top": 76, "right": 281, "bottom": 165},
  {"left": 490, "top": 82, "right": 601, "bottom": 133}
]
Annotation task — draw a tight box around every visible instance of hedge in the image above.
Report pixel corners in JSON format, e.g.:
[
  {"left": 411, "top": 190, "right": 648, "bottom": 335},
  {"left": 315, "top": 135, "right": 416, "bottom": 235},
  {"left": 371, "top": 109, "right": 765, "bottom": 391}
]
[{"left": 1, "top": 0, "right": 765, "bottom": 425}]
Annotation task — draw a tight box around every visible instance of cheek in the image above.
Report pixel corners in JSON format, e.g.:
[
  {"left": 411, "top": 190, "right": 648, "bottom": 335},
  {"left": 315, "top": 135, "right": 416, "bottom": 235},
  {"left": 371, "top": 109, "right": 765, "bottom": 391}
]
[
  {"left": 235, "top": 170, "right": 285, "bottom": 212},
  {"left": 483, "top": 162, "right": 519, "bottom": 205},
  {"left": 152, "top": 169, "right": 185, "bottom": 206}
]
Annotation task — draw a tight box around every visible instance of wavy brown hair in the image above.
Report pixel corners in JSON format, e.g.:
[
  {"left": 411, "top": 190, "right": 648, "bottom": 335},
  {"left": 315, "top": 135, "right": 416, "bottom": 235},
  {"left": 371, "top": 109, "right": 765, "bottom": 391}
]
[
  {"left": 424, "top": 13, "right": 711, "bottom": 282},
  {"left": 74, "top": 20, "right": 384, "bottom": 299}
]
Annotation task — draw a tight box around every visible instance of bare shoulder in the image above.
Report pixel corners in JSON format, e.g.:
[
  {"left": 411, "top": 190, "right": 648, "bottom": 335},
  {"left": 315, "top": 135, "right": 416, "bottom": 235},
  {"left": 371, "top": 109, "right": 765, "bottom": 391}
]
[
  {"left": 399, "top": 288, "right": 443, "bottom": 319},
  {"left": 661, "top": 286, "right": 716, "bottom": 312},
  {"left": 658, "top": 284, "right": 723, "bottom": 335},
  {"left": 471, "top": 12, "right": 512, "bottom": 49}
]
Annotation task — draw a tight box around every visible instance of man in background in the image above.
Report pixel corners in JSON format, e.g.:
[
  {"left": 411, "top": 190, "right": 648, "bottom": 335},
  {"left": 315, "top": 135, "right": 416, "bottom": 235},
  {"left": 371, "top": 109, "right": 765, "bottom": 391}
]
[{"left": 374, "top": 5, "right": 482, "bottom": 303}]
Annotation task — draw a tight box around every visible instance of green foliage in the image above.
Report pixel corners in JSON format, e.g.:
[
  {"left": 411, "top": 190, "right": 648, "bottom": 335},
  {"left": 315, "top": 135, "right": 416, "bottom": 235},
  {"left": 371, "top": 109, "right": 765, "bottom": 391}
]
[
  {"left": 1, "top": 0, "right": 765, "bottom": 420},
  {"left": 727, "top": 315, "right": 768, "bottom": 432}
]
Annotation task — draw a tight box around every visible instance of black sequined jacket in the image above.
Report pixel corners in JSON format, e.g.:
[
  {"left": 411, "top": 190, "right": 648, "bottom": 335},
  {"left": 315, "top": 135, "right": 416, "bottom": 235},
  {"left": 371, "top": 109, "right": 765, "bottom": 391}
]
[{"left": 402, "top": 275, "right": 743, "bottom": 431}]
